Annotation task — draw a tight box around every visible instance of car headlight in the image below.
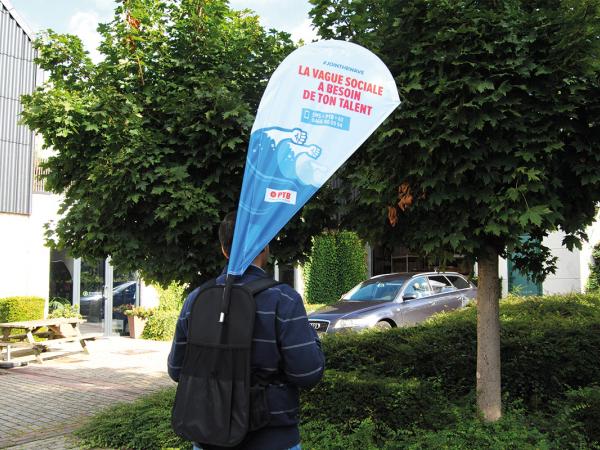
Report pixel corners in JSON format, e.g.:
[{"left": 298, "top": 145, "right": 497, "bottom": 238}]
[{"left": 334, "top": 317, "right": 374, "bottom": 329}]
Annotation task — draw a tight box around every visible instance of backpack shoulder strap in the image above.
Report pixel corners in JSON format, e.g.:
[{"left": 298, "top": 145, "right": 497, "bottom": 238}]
[
  {"left": 200, "top": 278, "right": 218, "bottom": 290},
  {"left": 243, "top": 278, "right": 281, "bottom": 296},
  {"left": 191, "top": 278, "right": 218, "bottom": 302}
]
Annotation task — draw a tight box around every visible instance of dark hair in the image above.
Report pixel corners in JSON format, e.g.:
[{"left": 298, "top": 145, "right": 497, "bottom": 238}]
[{"left": 219, "top": 211, "right": 236, "bottom": 255}]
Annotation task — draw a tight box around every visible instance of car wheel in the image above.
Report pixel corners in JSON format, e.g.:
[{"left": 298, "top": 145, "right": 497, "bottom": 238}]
[{"left": 375, "top": 320, "right": 392, "bottom": 330}]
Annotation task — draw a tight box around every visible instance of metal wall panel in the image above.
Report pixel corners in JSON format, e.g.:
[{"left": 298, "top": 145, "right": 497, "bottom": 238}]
[{"left": 0, "top": 4, "right": 36, "bottom": 215}]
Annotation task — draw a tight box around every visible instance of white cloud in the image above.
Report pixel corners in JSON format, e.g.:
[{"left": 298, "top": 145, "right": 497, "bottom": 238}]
[
  {"left": 68, "top": 11, "right": 103, "bottom": 63},
  {"left": 290, "top": 18, "right": 318, "bottom": 43},
  {"left": 94, "top": 0, "right": 117, "bottom": 12},
  {"left": 228, "top": 0, "right": 273, "bottom": 9},
  {"left": 229, "top": 0, "right": 315, "bottom": 39}
]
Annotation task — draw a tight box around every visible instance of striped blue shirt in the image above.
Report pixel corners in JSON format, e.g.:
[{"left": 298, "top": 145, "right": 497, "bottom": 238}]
[{"left": 168, "top": 265, "right": 325, "bottom": 450}]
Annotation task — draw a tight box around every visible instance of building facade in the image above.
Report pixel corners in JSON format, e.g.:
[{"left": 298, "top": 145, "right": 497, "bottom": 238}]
[
  {"left": 0, "top": 1, "right": 159, "bottom": 336},
  {"left": 284, "top": 225, "right": 600, "bottom": 300},
  {"left": 499, "top": 218, "right": 600, "bottom": 297},
  {"left": 0, "top": 0, "right": 61, "bottom": 302}
]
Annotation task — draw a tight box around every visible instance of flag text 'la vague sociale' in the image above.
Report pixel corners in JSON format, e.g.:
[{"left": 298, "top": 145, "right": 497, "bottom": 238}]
[{"left": 298, "top": 64, "right": 385, "bottom": 116}]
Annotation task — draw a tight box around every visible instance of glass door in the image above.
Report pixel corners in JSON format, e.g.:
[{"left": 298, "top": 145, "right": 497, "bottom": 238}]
[
  {"left": 79, "top": 257, "right": 106, "bottom": 335},
  {"left": 111, "top": 269, "right": 139, "bottom": 336},
  {"left": 74, "top": 257, "right": 140, "bottom": 336}
]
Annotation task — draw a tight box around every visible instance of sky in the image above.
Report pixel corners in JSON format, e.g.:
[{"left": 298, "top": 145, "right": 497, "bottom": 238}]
[{"left": 10, "top": 0, "right": 318, "bottom": 62}]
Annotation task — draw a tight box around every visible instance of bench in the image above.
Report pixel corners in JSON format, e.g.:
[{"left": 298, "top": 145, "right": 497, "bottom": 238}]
[
  {"left": 0, "top": 318, "right": 95, "bottom": 364},
  {"left": 0, "top": 341, "right": 45, "bottom": 363},
  {"left": 36, "top": 332, "right": 103, "bottom": 353}
]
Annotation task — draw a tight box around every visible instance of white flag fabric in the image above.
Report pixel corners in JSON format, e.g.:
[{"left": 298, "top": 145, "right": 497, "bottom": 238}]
[{"left": 228, "top": 40, "right": 401, "bottom": 275}]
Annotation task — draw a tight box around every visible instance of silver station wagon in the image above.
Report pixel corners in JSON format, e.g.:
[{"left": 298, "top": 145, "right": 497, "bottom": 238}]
[{"left": 308, "top": 272, "right": 477, "bottom": 334}]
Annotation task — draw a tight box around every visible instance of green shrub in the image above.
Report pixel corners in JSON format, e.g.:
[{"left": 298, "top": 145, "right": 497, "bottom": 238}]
[
  {"left": 564, "top": 386, "right": 600, "bottom": 445},
  {"left": 321, "top": 310, "right": 478, "bottom": 396},
  {"left": 322, "top": 294, "right": 600, "bottom": 406},
  {"left": 47, "top": 304, "right": 82, "bottom": 319},
  {"left": 302, "top": 371, "right": 452, "bottom": 431},
  {"left": 547, "top": 386, "right": 600, "bottom": 449},
  {"left": 393, "top": 407, "right": 553, "bottom": 450},
  {"left": 301, "top": 417, "right": 395, "bottom": 450},
  {"left": 304, "top": 231, "right": 340, "bottom": 305},
  {"left": 75, "top": 293, "right": 600, "bottom": 449},
  {"left": 75, "top": 387, "right": 189, "bottom": 450},
  {"left": 303, "top": 406, "right": 552, "bottom": 449},
  {"left": 75, "top": 390, "right": 558, "bottom": 450},
  {"left": 141, "top": 309, "right": 178, "bottom": 341},
  {"left": 154, "top": 281, "right": 187, "bottom": 312},
  {"left": 122, "top": 306, "right": 155, "bottom": 320},
  {"left": 0, "top": 296, "right": 45, "bottom": 322},
  {"left": 587, "top": 242, "right": 600, "bottom": 293},
  {"left": 140, "top": 281, "right": 186, "bottom": 341},
  {"left": 48, "top": 297, "right": 70, "bottom": 313},
  {"left": 336, "top": 231, "right": 368, "bottom": 295},
  {"left": 304, "top": 230, "right": 367, "bottom": 305}
]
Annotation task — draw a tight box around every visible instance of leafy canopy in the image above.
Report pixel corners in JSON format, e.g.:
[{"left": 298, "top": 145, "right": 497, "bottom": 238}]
[
  {"left": 310, "top": 0, "right": 600, "bottom": 277},
  {"left": 22, "top": 0, "right": 332, "bottom": 285}
]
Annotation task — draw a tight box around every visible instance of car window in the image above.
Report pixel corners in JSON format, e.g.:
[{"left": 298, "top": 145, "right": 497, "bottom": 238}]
[
  {"left": 403, "top": 276, "right": 432, "bottom": 299},
  {"left": 446, "top": 275, "right": 470, "bottom": 290},
  {"left": 373, "top": 282, "right": 404, "bottom": 300},
  {"left": 343, "top": 280, "right": 406, "bottom": 301},
  {"left": 428, "top": 275, "right": 456, "bottom": 294}
]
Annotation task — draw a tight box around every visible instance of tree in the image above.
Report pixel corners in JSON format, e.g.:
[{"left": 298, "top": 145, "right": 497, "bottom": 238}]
[
  {"left": 310, "top": 0, "right": 600, "bottom": 421},
  {"left": 22, "top": 0, "right": 332, "bottom": 286}
]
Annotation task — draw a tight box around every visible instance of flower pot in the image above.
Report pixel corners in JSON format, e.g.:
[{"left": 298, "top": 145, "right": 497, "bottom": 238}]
[{"left": 128, "top": 316, "right": 147, "bottom": 339}]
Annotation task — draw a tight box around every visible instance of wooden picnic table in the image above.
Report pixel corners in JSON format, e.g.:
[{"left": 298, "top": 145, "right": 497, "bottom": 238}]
[{"left": 0, "top": 318, "right": 100, "bottom": 363}]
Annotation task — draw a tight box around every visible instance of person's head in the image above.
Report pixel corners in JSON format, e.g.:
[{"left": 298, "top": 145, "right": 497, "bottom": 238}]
[
  {"left": 219, "top": 211, "right": 269, "bottom": 267},
  {"left": 219, "top": 211, "right": 237, "bottom": 258}
]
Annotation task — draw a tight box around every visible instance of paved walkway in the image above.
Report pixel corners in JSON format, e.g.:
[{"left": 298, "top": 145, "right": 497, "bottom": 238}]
[{"left": 0, "top": 337, "right": 175, "bottom": 449}]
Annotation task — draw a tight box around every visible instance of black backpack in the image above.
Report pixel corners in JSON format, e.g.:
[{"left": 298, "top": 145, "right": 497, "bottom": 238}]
[{"left": 171, "top": 277, "right": 280, "bottom": 447}]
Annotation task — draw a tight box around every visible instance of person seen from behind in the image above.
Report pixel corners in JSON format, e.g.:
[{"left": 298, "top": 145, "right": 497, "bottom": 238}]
[{"left": 168, "top": 211, "right": 325, "bottom": 450}]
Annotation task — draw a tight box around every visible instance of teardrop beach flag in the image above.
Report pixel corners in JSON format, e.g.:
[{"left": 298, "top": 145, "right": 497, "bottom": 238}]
[{"left": 228, "top": 40, "right": 400, "bottom": 276}]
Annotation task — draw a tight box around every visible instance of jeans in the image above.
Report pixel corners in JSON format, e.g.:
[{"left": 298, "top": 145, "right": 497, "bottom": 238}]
[{"left": 193, "top": 445, "right": 301, "bottom": 450}]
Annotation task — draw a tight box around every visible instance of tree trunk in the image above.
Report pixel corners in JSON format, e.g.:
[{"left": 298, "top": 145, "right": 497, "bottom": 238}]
[{"left": 476, "top": 249, "right": 502, "bottom": 421}]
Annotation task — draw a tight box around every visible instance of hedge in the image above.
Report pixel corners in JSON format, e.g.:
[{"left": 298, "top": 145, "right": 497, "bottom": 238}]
[
  {"left": 76, "top": 293, "right": 600, "bottom": 449},
  {"left": 141, "top": 310, "right": 179, "bottom": 341},
  {"left": 336, "top": 231, "right": 368, "bottom": 295},
  {"left": 75, "top": 387, "right": 189, "bottom": 450},
  {"left": 547, "top": 385, "right": 600, "bottom": 449},
  {"left": 322, "top": 294, "right": 600, "bottom": 406},
  {"left": 0, "top": 296, "right": 45, "bottom": 323},
  {"left": 141, "top": 281, "right": 187, "bottom": 341},
  {"left": 304, "top": 230, "right": 367, "bottom": 305},
  {"left": 154, "top": 281, "right": 187, "bottom": 312},
  {"left": 76, "top": 389, "right": 595, "bottom": 450},
  {"left": 304, "top": 232, "right": 339, "bottom": 305},
  {"left": 302, "top": 371, "right": 453, "bottom": 432},
  {"left": 301, "top": 407, "right": 555, "bottom": 450}
]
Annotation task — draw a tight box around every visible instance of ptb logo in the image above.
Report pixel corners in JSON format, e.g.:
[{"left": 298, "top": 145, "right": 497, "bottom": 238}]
[{"left": 264, "top": 188, "right": 297, "bottom": 205}]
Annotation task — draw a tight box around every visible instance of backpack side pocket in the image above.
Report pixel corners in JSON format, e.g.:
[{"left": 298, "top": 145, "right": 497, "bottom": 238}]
[{"left": 249, "top": 384, "right": 271, "bottom": 431}]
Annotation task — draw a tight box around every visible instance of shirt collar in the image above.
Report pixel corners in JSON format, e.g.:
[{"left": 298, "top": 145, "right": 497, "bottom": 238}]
[
  {"left": 249, "top": 264, "right": 267, "bottom": 274},
  {"left": 220, "top": 264, "right": 267, "bottom": 276}
]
